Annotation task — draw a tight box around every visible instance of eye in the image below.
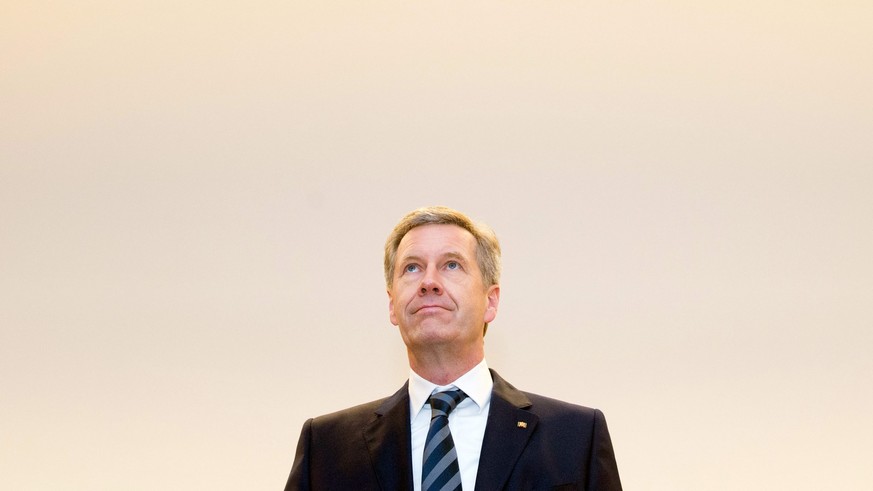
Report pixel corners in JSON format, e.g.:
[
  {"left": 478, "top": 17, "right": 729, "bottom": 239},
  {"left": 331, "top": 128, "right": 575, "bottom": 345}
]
[
  {"left": 404, "top": 264, "right": 420, "bottom": 273},
  {"left": 446, "top": 261, "right": 460, "bottom": 270}
]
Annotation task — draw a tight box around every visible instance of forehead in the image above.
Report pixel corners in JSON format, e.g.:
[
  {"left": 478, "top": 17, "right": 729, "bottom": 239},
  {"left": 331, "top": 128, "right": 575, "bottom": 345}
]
[{"left": 396, "top": 224, "right": 477, "bottom": 258}]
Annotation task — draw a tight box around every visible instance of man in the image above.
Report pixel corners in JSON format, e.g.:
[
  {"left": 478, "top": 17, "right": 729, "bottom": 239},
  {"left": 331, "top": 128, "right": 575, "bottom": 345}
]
[{"left": 285, "top": 206, "right": 622, "bottom": 491}]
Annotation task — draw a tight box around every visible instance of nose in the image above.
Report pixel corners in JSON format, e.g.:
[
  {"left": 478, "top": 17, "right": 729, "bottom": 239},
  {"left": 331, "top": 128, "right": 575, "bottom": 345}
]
[{"left": 418, "top": 267, "right": 442, "bottom": 295}]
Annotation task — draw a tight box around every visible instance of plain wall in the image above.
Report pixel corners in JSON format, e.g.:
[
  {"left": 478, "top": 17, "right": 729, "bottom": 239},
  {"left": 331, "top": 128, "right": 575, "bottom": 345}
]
[{"left": 2, "top": 1, "right": 871, "bottom": 489}]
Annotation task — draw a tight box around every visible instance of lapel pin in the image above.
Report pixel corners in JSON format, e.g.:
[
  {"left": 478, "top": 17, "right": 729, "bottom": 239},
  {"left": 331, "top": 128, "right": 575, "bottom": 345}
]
[{"left": 517, "top": 421, "right": 528, "bottom": 428}]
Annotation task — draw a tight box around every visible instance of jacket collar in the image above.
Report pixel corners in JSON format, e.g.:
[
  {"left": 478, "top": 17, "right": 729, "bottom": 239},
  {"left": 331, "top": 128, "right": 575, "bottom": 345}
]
[
  {"left": 474, "top": 369, "right": 538, "bottom": 490},
  {"left": 363, "top": 370, "right": 536, "bottom": 491},
  {"left": 364, "top": 383, "right": 414, "bottom": 491}
]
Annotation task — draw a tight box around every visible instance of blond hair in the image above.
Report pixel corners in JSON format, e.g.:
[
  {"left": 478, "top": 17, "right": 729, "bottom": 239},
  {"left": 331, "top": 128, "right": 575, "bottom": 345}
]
[{"left": 384, "top": 206, "right": 501, "bottom": 289}]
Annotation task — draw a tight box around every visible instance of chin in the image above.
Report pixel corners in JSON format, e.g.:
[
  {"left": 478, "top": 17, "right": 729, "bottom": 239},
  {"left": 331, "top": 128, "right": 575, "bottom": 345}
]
[{"left": 410, "top": 326, "right": 460, "bottom": 345}]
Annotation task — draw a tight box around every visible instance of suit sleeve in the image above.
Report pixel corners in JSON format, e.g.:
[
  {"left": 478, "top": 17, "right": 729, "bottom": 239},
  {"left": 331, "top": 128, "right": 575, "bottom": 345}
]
[
  {"left": 284, "top": 418, "right": 313, "bottom": 491},
  {"left": 585, "top": 409, "right": 623, "bottom": 491}
]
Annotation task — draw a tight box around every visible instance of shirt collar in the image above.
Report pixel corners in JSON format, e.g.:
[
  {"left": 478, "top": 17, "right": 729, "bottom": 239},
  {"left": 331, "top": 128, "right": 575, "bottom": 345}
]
[{"left": 408, "top": 359, "right": 493, "bottom": 419}]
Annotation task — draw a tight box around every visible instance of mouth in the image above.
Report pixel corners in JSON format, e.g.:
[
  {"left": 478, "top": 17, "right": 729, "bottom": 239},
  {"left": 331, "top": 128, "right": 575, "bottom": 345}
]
[{"left": 414, "top": 305, "right": 448, "bottom": 314}]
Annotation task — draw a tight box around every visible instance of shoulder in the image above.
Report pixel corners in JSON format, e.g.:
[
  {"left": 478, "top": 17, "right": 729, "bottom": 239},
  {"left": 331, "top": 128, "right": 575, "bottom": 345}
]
[
  {"left": 307, "top": 382, "right": 409, "bottom": 430},
  {"left": 490, "top": 369, "right": 604, "bottom": 421},
  {"left": 309, "top": 397, "right": 387, "bottom": 430},
  {"left": 511, "top": 390, "right": 615, "bottom": 458},
  {"left": 521, "top": 390, "right": 605, "bottom": 424}
]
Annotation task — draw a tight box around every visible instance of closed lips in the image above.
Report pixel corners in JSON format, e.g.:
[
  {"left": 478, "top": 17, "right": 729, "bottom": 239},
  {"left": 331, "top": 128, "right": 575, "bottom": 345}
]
[{"left": 415, "top": 304, "right": 450, "bottom": 313}]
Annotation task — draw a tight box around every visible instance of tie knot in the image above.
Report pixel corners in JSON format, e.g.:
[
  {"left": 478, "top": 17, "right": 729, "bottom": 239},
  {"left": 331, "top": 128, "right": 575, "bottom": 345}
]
[{"left": 428, "top": 389, "right": 467, "bottom": 419}]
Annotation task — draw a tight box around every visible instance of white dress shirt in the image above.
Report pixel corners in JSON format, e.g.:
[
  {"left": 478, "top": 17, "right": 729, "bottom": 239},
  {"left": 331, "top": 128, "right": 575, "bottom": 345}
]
[{"left": 408, "top": 359, "right": 493, "bottom": 491}]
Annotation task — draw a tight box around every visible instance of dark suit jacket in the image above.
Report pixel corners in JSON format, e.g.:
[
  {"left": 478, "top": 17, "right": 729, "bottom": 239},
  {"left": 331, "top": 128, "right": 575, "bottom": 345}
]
[{"left": 285, "top": 370, "right": 622, "bottom": 490}]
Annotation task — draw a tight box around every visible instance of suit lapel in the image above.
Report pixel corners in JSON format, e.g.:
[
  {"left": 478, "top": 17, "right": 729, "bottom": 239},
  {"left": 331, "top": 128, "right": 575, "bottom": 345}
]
[
  {"left": 474, "top": 370, "right": 538, "bottom": 490},
  {"left": 364, "top": 383, "right": 413, "bottom": 491}
]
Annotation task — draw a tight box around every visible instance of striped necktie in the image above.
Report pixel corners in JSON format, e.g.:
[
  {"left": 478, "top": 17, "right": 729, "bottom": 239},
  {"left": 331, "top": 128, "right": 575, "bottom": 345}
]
[{"left": 422, "top": 389, "right": 468, "bottom": 491}]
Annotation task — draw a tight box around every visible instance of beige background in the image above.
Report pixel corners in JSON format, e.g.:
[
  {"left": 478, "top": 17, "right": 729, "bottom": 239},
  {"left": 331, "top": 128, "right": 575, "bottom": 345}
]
[{"left": 2, "top": 1, "right": 871, "bottom": 490}]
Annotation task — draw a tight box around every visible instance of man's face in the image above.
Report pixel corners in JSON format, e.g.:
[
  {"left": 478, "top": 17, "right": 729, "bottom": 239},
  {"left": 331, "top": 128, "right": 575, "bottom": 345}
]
[{"left": 388, "top": 224, "right": 500, "bottom": 351}]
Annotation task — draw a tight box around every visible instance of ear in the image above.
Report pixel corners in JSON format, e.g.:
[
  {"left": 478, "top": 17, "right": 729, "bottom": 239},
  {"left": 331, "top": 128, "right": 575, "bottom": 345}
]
[
  {"left": 387, "top": 289, "right": 398, "bottom": 326},
  {"left": 483, "top": 284, "right": 500, "bottom": 324}
]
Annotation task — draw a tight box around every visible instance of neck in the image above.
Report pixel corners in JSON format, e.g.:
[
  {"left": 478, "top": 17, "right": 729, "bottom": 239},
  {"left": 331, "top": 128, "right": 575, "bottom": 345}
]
[{"left": 407, "top": 344, "right": 485, "bottom": 385}]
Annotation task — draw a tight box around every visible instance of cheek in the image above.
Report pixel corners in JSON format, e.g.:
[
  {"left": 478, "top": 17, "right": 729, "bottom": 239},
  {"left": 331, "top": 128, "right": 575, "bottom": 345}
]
[{"left": 388, "top": 287, "right": 413, "bottom": 325}]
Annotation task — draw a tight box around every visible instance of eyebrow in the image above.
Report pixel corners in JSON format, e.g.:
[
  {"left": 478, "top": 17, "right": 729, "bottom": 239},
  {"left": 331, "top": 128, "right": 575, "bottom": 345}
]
[
  {"left": 441, "top": 252, "right": 467, "bottom": 263},
  {"left": 398, "top": 252, "right": 468, "bottom": 265}
]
